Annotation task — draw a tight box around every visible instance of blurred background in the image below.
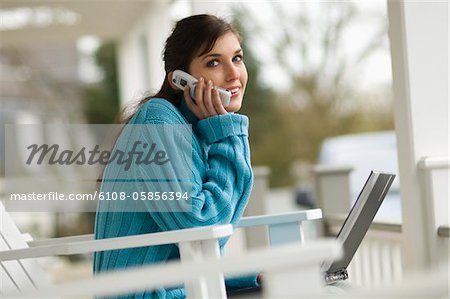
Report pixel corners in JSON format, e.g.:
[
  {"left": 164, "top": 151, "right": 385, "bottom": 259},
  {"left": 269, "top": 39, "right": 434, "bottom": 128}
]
[{"left": 0, "top": 0, "right": 400, "bottom": 285}]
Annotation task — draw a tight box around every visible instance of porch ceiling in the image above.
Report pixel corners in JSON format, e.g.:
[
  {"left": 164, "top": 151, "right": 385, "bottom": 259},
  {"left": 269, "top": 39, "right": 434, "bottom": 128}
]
[{"left": 0, "top": 0, "right": 152, "bottom": 44}]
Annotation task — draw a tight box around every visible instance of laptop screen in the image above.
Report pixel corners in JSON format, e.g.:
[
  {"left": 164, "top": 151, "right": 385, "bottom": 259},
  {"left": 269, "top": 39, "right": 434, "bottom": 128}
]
[{"left": 324, "top": 171, "right": 396, "bottom": 276}]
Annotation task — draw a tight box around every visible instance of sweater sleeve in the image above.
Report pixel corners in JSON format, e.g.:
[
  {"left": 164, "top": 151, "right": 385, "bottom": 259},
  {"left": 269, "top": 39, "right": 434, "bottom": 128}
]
[
  {"left": 146, "top": 112, "right": 253, "bottom": 231},
  {"left": 225, "top": 274, "right": 259, "bottom": 292},
  {"left": 105, "top": 102, "right": 254, "bottom": 237}
]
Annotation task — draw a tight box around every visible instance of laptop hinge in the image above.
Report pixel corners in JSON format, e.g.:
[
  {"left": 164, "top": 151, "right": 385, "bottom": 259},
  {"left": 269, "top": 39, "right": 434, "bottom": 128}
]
[{"left": 324, "top": 269, "right": 349, "bottom": 284}]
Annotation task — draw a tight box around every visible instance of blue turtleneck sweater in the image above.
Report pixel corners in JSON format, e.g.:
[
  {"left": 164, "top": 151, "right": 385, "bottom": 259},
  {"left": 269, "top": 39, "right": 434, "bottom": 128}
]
[{"left": 93, "top": 98, "right": 257, "bottom": 298}]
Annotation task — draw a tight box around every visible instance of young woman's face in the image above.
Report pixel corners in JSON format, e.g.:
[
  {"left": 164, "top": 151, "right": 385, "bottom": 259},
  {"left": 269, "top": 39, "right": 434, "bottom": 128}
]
[{"left": 189, "top": 32, "right": 248, "bottom": 113}]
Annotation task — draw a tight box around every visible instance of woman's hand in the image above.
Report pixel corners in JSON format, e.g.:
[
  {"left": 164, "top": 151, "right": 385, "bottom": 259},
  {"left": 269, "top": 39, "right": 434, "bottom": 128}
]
[{"left": 184, "top": 77, "right": 228, "bottom": 119}]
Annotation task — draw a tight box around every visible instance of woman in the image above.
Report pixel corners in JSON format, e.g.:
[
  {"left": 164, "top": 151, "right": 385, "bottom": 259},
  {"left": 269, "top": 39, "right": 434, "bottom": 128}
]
[{"left": 94, "top": 14, "right": 257, "bottom": 298}]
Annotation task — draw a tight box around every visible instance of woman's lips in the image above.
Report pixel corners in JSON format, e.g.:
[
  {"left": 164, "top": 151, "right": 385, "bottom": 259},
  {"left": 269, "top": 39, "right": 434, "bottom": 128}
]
[{"left": 228, "top": 87, "right": 240, "bottom": 97}]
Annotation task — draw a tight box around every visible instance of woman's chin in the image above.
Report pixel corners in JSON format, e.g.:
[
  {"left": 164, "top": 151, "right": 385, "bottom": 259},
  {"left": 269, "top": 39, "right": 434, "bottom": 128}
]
[{"left": 225, "top": 98, "right": 242, "bottom": 113}]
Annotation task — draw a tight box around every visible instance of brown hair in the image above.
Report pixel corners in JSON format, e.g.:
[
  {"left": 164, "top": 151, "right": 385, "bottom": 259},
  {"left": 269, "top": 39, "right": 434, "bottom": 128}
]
[{"left": 122, "top": 14, "right": 240, "bottom": 123}]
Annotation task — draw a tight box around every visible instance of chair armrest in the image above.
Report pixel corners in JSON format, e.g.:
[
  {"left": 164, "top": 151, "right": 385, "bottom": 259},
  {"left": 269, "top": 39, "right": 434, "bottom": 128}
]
[
  {"left": 27, "top": 210, "right": 323, "bottom": 248},
  {"left": 237, "top": 209, "right": 322, "bottom": 228},
  {"left": 13, "top": 240, "right": 341, "bottom": 298},
  {"left": 0, "top": 224, "right": 233, "bottom": 261},
  {"left": 27, "top": 234, "right": 94, "bottom": 247},
  {"left": 237, "top": 209, "right": 323, "bottom": 246},
  {"left": 21, "top": 233, "right": 33, "bottom": 242}
]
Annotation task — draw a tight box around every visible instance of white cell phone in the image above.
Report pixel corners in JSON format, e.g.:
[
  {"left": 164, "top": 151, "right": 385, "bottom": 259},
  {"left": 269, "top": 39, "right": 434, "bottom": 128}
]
[{"left": 172, "top": 70, "right": 231, "bottom": 107}]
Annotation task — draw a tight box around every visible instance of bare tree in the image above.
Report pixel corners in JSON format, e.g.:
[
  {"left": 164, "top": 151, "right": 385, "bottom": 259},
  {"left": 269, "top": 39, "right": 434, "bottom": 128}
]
[{"left": 233, "top": 2, "right": 392, "bottom": 186}]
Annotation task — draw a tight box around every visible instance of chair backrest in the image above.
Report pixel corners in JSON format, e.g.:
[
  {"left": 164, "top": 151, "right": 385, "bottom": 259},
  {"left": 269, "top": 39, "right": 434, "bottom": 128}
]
[{"left": 0, "top": 202, "right": 51, "bottom": 295}]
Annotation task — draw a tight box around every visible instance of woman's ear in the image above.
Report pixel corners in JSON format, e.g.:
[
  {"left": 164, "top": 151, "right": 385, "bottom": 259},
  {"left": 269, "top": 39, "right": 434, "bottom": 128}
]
[{"left": 167, "top": 72, "right": 178, "bottom": 90}]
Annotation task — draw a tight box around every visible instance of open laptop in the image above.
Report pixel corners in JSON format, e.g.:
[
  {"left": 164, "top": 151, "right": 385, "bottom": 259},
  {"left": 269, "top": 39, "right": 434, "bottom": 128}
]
[{"left": 322, "top": 170, "right": 396, "bottom": 284}]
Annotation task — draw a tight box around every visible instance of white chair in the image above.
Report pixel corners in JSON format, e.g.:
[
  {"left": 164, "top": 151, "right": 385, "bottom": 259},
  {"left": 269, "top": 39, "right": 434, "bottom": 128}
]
[
  {"left": 0, "top": 201, "right": 322, "bottom": 298},
  {"left": 6, "top": 240, "right": 342, "bottom": 299},
  {"left": 0, "top": 201, "right": 232, "bottom": 298}
]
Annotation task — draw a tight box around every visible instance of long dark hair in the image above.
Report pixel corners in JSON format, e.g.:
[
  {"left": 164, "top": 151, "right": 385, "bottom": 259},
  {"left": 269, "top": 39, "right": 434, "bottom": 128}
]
[{"left": 122, "top": 14, "right": 240, "bottom": 123}]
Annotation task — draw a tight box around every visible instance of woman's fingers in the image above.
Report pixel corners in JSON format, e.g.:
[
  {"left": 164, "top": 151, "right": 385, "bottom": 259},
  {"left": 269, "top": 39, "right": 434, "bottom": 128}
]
[
  {"left": 203, "top": 80, "right": 218, "bottom": 116},
  {"left": 184, "top": 77, "right": 227, "bottom": 119},
  {"left": 212, "top": 88, "right": 228, "bottom": 115},
  {"left": 194, "top": 77, "right": 208, "bottom": 117},
  {"left": 184, "top": 86, "right": 203, "bottom": 119}
]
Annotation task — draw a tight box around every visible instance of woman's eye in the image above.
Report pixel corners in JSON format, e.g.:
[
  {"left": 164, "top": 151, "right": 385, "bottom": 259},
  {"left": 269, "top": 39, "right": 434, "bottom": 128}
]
[
  {"left": 233, "top": 55, "right": 243, "bottom": 63},
  {"left": 206, "top": 60, "right": 219, "bottom": 67}
]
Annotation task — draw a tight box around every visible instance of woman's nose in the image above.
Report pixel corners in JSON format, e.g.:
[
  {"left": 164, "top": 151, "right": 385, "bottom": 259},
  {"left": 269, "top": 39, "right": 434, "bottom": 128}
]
[{"left": 225, "top": 64, "right": 240, "bottom": 81}]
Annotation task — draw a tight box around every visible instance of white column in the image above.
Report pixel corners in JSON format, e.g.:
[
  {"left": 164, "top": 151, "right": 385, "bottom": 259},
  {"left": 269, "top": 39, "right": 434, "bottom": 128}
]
[
  {"left": 143, "top": 0, "right": 173, "bottom": 95},
  {"left": 387, "top": 0, "right": 448, "bottom": 271},
  {"left": 117, "top": 26, "right": 145, "bottom": 107},
  {"left": 117, "top": 0, "right": 172, "bottom": 106}
]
